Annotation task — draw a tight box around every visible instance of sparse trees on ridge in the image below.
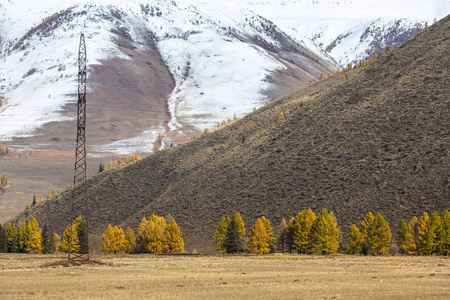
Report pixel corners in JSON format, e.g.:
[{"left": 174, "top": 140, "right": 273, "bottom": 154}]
[{"left": 98, "top": 153, "right": 141, "bottom": 173}]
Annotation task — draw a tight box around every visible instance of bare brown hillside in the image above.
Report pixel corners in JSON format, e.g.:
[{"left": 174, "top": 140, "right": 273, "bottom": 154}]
[{"left": 11, "top": 15, "right": 450, "bottom": 253}]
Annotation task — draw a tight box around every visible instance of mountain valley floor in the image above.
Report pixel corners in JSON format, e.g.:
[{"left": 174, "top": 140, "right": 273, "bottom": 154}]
[{"left": 0, "top": 254, "right": 449, "bottom": 299}]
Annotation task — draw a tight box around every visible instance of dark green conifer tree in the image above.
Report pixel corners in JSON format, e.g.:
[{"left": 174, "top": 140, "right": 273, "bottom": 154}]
[
  {"left": 41, "top": 223, "right": 56, "bottom": 254},
  {"left": 223, "top": 219, "right": 243, "bottom": 254},
  {"left": 77, "top": 221, "right": 88, "bottom": 254},
  {"left": 0, "top": 223, "right": 7, "bottom": 253},
  {"left": 440, "top": 210, "right": 450, "bottom": 255},
  {"left": 6, "top": 223, "right": 19, "bottom": 253}
]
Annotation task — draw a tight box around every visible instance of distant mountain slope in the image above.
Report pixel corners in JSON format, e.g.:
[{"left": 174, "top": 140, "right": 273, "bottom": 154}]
[
  {"left": 0, "top": 0, "right": 335, "bottom": 221},
  {"left": 1, "top": 0, "right": 448, "bottom": 153},
  {"left": 244, "top": 0, "right": 450, "bottom": 65},
  {"left": 12, "top": 14, "right": 449, "bottom": 253},
  {"left": 0, "top": 0, "right": 335, "bottom": 153}
]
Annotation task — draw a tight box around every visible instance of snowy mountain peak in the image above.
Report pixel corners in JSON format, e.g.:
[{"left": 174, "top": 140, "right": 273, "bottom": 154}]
[{"left": 0, "top": 0, "right": 448, "bottom": 155}]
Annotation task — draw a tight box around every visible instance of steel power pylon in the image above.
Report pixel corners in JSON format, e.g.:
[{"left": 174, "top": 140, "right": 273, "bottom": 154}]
[{"left": 69, "top": 33, "right": 89, "bottom": 260}]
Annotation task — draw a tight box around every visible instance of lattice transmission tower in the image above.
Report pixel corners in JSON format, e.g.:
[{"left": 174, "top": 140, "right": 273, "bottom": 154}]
[{"left": 69, "top": 33, "right": 89, "bottom": 260}]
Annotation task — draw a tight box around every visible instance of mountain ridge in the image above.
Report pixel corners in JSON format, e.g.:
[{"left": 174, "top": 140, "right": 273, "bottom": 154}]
[{"left": 10, "top": 14, "right": 449, "bottom": 253}]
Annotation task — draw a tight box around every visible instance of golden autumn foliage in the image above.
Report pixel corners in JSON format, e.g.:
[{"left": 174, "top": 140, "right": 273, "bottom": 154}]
[
  {"left": 26, "top": 218, "right": 42, "bottom": 253},
  {"left": 122, "top": 227, "right": 136, "bottom": 253},
  {"left": 348, "top": 224, "right": 364, "bottom": 254},
  {"left": 59, "top": 215, "right": 83, "bottom": 253},
  {"left": 310, "top": 209, "right": 341, "bottom": 254},
  {"left": 396, "top": 219, "right": 409, "bottom": 255},
  {"left": 101, "top": 224, "right": 126, "bottom": 254},
  {"left": 260, "top": 216, "right": 275, "bottom": 253},
  {"left": 246, "top": 218, "right": 269, "bottom": 254},
  {"left": 163, "top": 219, "right": 185, "bottom": 253},
  {"left": 135, "top": 215, "right": 184, "bottom": 254},
  {"left": 366, "top": 213, "right": 391, "bottom": 255},
  {"left": 233, "top": 213, "right": 246, "bottom": 241},
  {"left": 292, "top": 208, "right": 316, "bottom": 254}
]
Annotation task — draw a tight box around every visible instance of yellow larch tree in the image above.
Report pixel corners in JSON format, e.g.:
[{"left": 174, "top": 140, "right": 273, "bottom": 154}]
[
  {"left": 260, "top": 216, "right": 275, "bottom": 253},
  {"left": 136, "top": 217, "right": 149, "bottom": 253},
  {"left": 233, "top": 213, "right": 246, "bottom": 241},
  {"left": 113, "top": 226, "right": 125, "bottom": 253},
  {"left": 406, "top": 216, "right": 419, "bottom": 255},
  {"left": 145, "top": 214, "right": 166, "bottom": 254},
  {"left": 246, "top": 218, "right": 269, "bottom": 254},
  {"left": 310, "top": 208, "right": 341, "bottom": 254},
  {"left": 100, "top": 224, "right": 115, "bottom": 253},
  {"left": 26, "top": 218, "right": 42, "bottom": 253},
  {"left": 366, "top": 213, "right": 391, "bottom": 255},
  {"left": 396, "top": 219, "right": 409, "bottom": 255},
  {"left": 292, "top": 208, "right": 316, "bottom": 254},
  {"left": 213, "top": 216, "right": 230, "bottom": 253},
  {"left": 163, "top": 219, "right": 185, "bottom": 253},
  {"left": 121, "top": 227, "right": 135, "bottom": 253},
  {"left": 348, "top": 223, "right": 364, "bottom": 254},
  {"left": 59, "top": 216, "right": 81, "bottom": 253}
]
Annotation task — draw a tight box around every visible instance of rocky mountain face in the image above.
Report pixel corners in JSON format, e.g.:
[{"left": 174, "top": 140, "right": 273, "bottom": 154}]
[{"left": 11, "top": 14, "right": 449, "bottom": 253}]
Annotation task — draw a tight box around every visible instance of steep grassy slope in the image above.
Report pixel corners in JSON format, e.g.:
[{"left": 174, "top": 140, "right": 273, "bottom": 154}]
[{"left": 12, "top": 15, "right": 450, "bottom": 252}]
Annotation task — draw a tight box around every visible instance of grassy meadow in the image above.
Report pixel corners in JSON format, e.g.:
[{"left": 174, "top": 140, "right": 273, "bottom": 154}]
[{"left": 0, "top": 254, "right": 449, "bottom": 299}]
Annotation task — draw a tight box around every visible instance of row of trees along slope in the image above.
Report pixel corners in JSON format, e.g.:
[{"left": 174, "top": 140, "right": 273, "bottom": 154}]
[
  {"left": 9, "top": 15, "right": 450, "bottom": 253},
  {"left": 3, "top": 209, "right": 449, "bottom": 255}
]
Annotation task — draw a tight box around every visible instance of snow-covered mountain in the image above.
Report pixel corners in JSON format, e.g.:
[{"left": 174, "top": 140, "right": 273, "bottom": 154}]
[
  {"left": 242, "top": 0, "right": 449, "bottom": 65},
  {"left": 0, "top": 0, "right": 448, "bottom": 155}
]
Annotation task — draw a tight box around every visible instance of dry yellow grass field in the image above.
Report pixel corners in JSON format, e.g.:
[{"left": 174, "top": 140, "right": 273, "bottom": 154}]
[{"left": 0, "top": 254, "right": 449, "bottom": 299}]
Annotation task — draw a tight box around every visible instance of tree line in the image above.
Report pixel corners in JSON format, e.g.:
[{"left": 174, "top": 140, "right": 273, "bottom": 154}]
[
  {"left": 98, "top": 153, "right": 140, "bottom": 173},
  {"left": 100, "top": 214, "right": 184, "bottom": 254},
  {"left": 214, "top": 209, "right": 450, "bottom": 256},
  {"left": 214, "top": 209, "right": 342, "bottom": 255},
  {"left": 0, "top": 218, "right": 59, "bottom": 253},
  {"left": 395, "top": 211, "right": 450, "bottom": 256},
  {"left": 2, "top": 209, "right": 448, "bottom": 256}
]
